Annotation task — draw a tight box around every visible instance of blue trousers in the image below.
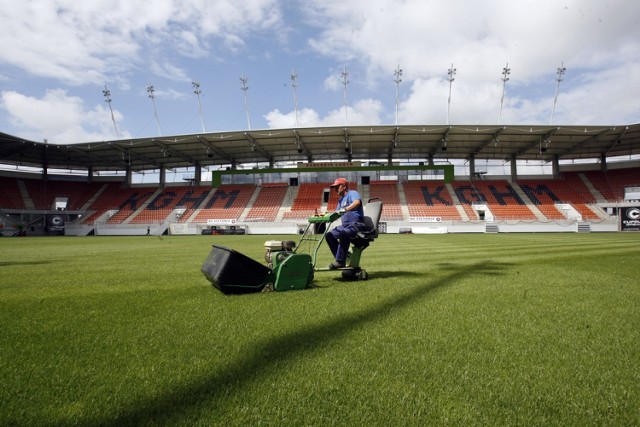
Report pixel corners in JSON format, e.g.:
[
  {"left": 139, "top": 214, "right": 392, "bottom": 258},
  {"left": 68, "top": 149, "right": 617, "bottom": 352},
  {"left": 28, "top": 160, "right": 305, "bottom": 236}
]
[{"left": 326, "top": 224, "right": 359, "bottom": 264}]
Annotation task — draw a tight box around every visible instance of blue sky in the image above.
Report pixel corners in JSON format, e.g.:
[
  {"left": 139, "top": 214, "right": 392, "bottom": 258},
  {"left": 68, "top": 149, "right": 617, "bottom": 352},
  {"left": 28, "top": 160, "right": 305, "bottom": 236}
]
[{"left": 1, "top": 0, "right": 639, "bottom": 146}]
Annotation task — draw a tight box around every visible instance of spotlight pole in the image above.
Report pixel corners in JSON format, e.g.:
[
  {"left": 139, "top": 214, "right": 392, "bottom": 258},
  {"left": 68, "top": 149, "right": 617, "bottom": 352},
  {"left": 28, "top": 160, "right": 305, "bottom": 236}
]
[
  {"left": 240, "top": 75, "right": 251, "bottom": 130},
  {"left": 102, "top": 85, "right": 120, "bottom": 139},
  {"left": 291, "top": 69, "right": 299, "bottom": 127},
  {"left": 446, "top": 63, "right": 456, "bottom": 125},
  {"left": 341, "top": 66, "right": 349, "bottom": 127},
  {"left": 498, "top": 62, "right": 511, "bottom": 124},
  {"left": 394, "top": 65, "right": 403, "bottom": 126},
  {"left": 192, "top": 80, "right": 206, "bottom": 133},
  {"left": 146, "top": 84, "right": 162, "bottom": 136},
  {"left": 549, "top": 62, "right": 566, "bottom": 124}
]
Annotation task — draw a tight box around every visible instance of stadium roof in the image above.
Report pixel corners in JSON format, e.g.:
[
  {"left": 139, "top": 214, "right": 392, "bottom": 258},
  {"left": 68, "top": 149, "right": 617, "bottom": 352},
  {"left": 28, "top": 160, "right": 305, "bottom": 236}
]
[{"left": 1, "top": 123, "right": 639, "bottom": 173}]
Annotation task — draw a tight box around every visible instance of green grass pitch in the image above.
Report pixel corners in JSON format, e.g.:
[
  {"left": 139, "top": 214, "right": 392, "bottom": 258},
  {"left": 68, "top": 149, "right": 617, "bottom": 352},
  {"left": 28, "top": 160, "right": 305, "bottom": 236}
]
[{"left": 1, "top": 233, "right": 639, "bottom": 425}]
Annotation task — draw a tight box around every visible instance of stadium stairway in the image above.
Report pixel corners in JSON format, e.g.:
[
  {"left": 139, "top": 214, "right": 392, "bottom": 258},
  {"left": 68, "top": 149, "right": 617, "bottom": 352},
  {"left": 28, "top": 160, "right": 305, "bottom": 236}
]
[
  {"left": 182, "top": 187, "right": 216, "bottom": 223},
  {"left": 396, "top": 184, "right": 411, "bottom": 220},
  {"left": 445, "top": 183, "right": 470, "bottom": 221},
  {"left": 510, "top": 182, "right": 547, "bottom": 220},
  {"left": 238, "top": 186, "right": 262, "bottom": 222},
  {"left": 16, "top": 180, "right": 35, "bottom": 210},
  {"left": 275, "top": 186, "right": 298, "bottom": 222},
  {"left": 122, "top": 188, "right": 164, "bottom": 224},
  {"left": 79, "top": 184, "right": 110, "bottom": 212},
  {"left": 578, "top": 173, "right": 608, "bottom": 204}
]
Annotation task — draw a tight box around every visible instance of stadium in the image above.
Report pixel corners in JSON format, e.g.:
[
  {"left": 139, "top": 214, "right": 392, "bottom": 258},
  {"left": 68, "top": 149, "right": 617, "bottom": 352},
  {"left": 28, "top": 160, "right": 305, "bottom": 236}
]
[
  {"left": 1, "top": 122, "right": 639, "bottom": 237},
  {"left": 2, "top": 121, "right": 640, "bottom": 425}
]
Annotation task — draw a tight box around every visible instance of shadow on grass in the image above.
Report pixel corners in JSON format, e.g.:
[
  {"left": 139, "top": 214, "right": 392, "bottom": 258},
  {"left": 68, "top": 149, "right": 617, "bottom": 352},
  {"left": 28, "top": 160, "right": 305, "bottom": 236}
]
[
  {"left": 435, "top": 261, "right": 514, "bottom": 276},
  {"left": 0, "top": 260, "right": 53, "bottom": 267},
  {"left": 351, "top": 270, "right": 422, "bottom": 280},
  {"left": 314, "top": 270, "right": 422, "bottom": 285},
  {"left": 99, "top": 260, "right": 510, "bottom": 425}
]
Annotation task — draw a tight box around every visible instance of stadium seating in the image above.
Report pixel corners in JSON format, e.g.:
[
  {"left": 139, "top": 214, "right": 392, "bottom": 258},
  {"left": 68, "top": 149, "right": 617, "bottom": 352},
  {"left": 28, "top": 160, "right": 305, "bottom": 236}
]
[
  {"left": 282, "top": 182, "right": 330, "bottom": 220},
  {"left": 582, "top": 167, "right": 640, "bottom": 202},
  {"left": 1, "top": 166, "right": 638, "bottom": 230},
  {"left": 81, "top": 183, "right": 156, "bottom": 224},
  {"left": 451, "top": 180, "right": 538, "bottom": 220},
  {"left": 469, "top": 180, "right": 538, "bottom": 220},
  {"left": 403, "top": 181, "right": 461, "bottom": 220},
  {"left": 245, "top": 183, "right": 288, "bottom": 222},
  {"left": 129, "top": 186, "right": 211, "bottom": 224},
  {"left": 517, "top": 179, "right": 570, "bottom": 220},
  {"left": 0, "top": 176, "right": 26, "bottom": 209},
  {"left": 450, "top": 181, "right": 486, "bottom": 220},
  {"left": 369, "top": 181, "right": 404, "bottom": 220},
  {"left": 519, "top": 173, "right": 600, "bottom": 220},
  {"left": 22, "top": 179, "right": 104, "bottom": 211},
  {"left": 191, "top": 184, "right": 256, "bottom": 223}
]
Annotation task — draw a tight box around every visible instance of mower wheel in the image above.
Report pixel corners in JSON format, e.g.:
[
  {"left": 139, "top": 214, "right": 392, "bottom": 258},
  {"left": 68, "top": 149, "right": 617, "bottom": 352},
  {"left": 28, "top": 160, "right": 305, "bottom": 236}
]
[
  {"left": 357, "top": 269, "right": 369, "bottom": 280},
  {"left": 341, "top": 268, "right": 359, "bottom": 281}
]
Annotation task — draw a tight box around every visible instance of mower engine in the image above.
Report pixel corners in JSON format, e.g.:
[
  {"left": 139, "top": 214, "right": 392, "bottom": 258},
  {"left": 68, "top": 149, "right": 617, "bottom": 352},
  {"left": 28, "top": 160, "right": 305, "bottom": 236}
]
[
  {"left": 262, "top": 240, "right": 313, "bottom": 291},
  {"left": 264, "top": 240, "right": 296, "bottom": 269}
]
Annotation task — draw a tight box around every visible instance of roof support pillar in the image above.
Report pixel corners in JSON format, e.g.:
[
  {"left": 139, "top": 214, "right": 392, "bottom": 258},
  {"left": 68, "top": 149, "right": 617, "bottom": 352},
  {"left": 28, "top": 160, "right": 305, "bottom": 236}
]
[
  {"left": 468, "top": 155, "right": 475, "bottom": 179},
  {"left": 42, "top": 143, "right": 48, "bottom": 181},
  {"left": 194, "top": 162, "right": 201, "bottom": 185},
  {"left": 125, "top": 166, "right": 132, "bottom": 188},
  {"left": 552, "top": 155, "right": 560, "bottom": 179},
  {"left": 159, "top": 168, "right": 166, "bottom": 188},
  {"left": 600, "top": 152, "right": 607, "bottom": 172},
  {"left": 427, "top": 154, "right": 434, "bottom": 166},
  {"left": 87, "top": 166, "right": 93, "bottom": 183},
  {"left": 510, "top": 155, "right": 517, "bottom": 182}
]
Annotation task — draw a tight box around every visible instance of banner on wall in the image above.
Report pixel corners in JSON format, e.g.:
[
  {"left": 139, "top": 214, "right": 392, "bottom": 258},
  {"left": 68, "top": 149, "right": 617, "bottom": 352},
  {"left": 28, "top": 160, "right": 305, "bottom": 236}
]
[
  {"left": 47, "top": 214, "right": 65, "bottom": 234},
  {"left": 620, "top": 207, "right": 640, "bottom": 231}
]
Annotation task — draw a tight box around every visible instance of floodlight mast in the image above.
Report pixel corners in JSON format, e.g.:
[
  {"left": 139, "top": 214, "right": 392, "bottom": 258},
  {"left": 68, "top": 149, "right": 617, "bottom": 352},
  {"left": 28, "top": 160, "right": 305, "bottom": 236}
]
[
  {"left": 192, "top": 80, "right": 206, "bottom": 133},
  {"left": 240, "top": 75, "right": 251, "bottom": 130},
  {"left": 147, "top": 84, "right": 162, "bottom": 136},
  {"left": 549, "top": 62, "right": 567, "bottom": 124},
  {"left": 394, "top": 65, "right": 403, "bottom": 126},
  {"left": 291, "top": 70, "right": 299, "bottom": 127},
  {"left": 446, "top": 63, "right": 456, "bottom": 125},
  {"left": 498, "top": 62, "right": 511, "bottom": 124},
  {"left": 102, "top": 85, "right": 120, "bottom": 139},
  {"left": 341, "top": 66, "right": 349, "bottom": 126}
]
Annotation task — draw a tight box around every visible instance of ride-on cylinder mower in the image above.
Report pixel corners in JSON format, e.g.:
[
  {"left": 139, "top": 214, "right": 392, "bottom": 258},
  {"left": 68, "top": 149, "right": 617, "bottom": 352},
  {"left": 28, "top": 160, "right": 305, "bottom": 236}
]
[{"left": 201, "top": 197, "right": 383, "bottom": 293}]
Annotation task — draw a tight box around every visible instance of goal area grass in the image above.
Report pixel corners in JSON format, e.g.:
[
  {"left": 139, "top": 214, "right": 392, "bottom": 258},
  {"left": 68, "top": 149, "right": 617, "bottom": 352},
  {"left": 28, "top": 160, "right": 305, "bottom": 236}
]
[{"left": 1, "top": 233, "right": 639, "bottom": 425}]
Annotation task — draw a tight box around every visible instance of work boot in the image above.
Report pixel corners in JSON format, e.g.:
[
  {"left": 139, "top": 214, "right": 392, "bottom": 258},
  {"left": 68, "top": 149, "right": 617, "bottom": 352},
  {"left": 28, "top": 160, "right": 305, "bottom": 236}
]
[{"left": 329, "top": 261, "right": 345, "bottom": 270}]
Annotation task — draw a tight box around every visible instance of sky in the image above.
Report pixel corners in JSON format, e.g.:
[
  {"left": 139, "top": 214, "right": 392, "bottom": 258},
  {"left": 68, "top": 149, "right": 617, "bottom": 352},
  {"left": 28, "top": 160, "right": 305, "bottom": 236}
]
[{"left": 1, "top": 0, "right": 640, "bottom": 146}]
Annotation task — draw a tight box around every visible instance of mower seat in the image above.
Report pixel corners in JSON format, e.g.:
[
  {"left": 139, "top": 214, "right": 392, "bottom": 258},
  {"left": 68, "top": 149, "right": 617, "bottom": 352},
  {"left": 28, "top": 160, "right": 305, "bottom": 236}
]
[{"left": 352, "top": 198, "right": 383, "bottom": 250}]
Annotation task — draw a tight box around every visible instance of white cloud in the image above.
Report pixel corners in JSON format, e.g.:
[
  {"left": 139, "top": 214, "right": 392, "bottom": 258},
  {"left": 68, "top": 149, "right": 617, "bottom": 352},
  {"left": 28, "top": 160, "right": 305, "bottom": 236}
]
[
  {"left": 323, "top": 73, "right": 342, "bottom": 92},
  {"left": 1, "top": 89, "right": 129, "bottom": 143},
  {"left": 0, "top": 0, "right": 638, "bottom": 144},
  {"left": 265, "top": 98, "right": 384, "bottom": 128},
  {"left": 552, "top": 63, "right": 640, "bottom": 125},
  {"left": 305, "top": 0, "right": 640, "bottom": 78},
  {"left": 149, "top": 61, "right": 190, "bottom": 83},
  {"left": 304, "top": 0, "right": 640, "bottom": 125},
  {"left": 0, "top": 0, "right": 284, "bottom": 85}
]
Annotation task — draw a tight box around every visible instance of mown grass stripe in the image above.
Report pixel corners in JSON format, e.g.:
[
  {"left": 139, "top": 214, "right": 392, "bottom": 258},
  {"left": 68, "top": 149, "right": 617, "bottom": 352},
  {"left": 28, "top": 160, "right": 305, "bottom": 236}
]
[{"left": 0, "top": 233, "right": 639, "bottom": 425}]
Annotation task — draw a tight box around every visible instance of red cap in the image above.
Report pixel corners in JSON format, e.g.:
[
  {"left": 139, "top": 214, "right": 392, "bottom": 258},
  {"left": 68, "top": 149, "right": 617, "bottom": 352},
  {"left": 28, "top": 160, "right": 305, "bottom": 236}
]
[{"left": 330, "top": 177, "right": 348, "bottom": 187}]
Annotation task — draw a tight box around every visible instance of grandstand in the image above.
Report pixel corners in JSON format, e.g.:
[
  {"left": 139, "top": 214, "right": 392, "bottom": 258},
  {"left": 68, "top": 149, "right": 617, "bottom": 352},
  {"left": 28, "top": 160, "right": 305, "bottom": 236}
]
[{"left": 1, "top": 124, "right": 639, "bottom": 236}]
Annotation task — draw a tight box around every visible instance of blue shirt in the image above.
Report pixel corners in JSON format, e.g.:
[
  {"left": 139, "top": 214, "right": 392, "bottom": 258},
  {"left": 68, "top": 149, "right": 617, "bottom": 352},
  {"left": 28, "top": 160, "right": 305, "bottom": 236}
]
[{"left": 336, "top": 189, "right": 364, "bottom": 227}]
